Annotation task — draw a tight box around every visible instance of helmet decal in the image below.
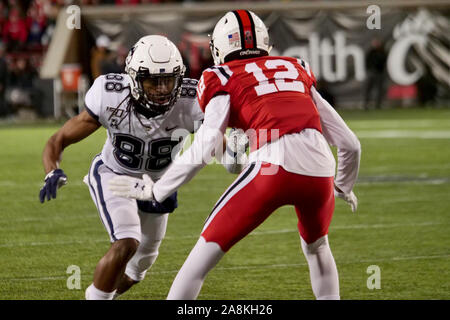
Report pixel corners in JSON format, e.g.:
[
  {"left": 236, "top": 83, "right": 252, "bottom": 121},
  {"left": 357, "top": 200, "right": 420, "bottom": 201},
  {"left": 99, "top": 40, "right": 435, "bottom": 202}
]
[{"left": 228, "top": 32, "right": 240, "bottom": 48}]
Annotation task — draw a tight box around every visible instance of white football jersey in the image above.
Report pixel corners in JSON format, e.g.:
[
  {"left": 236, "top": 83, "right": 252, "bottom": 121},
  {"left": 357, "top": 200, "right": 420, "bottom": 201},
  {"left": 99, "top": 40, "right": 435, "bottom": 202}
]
[{"left": 84, "top": 73, "right": 204, "bottom": 180}]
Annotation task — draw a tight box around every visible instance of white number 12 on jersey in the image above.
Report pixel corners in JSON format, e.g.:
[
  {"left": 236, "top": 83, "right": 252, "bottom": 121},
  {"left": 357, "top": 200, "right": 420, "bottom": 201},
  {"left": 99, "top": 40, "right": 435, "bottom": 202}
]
[{"left": 245, "top": 59, "right": 305, "bottom": 96}]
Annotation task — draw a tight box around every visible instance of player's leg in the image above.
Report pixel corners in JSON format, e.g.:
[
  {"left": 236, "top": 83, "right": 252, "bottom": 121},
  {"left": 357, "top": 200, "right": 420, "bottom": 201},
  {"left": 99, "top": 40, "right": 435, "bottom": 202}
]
[
  {"left": 167, "top": 236, "right": 224, "bottom": 300},
  {"left": 90, "top": 238, "right": 139, "bottom": 292},
  {"left": 167, "top": 162, "right": 284, "bottom": 299},
  {"left": 300, "top": 235, "right": 339, "bottom": 300},
  {"left": 115, "top": 212, "right": 169, "bottom": 296},
  {"left": 292, "top": 175, "right": 339, "bottom": 300},
  {"left": 84, "top": 156, "right": 141, "bottom": 300},
  {"left": 114, "top": 192, "right": 177, "bottom": 297}
]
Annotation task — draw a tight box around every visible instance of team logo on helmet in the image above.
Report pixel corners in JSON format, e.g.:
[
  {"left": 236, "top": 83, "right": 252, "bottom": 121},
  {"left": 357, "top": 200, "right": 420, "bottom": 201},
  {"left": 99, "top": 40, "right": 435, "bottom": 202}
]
[{"left": 244, "top": 30, "right": 253, "bottom": 48}]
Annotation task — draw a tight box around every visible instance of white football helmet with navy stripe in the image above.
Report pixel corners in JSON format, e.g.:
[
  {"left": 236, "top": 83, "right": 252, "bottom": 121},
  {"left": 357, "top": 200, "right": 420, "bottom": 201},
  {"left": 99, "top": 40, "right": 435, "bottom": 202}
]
[
  {"left": 125, "top": 35, "right": 186, "bottom": 117},
  {"left": 210, "top": 10, "right": 271, "bottom": 65}
]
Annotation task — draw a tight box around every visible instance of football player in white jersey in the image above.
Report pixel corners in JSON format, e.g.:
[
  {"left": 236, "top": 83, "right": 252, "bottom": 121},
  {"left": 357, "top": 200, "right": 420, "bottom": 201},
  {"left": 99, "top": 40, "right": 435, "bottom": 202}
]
[{"left": 39, "top": 35, "right": 242, "bottom": 300}]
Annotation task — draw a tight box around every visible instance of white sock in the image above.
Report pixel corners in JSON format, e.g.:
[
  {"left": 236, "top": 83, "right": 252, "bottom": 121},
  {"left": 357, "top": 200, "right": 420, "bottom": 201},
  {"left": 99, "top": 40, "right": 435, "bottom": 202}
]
[
  {"left": 85, "top": 284, "right": 116, "bottom": 300},
  {"left": 167, "top": 237, "right": 224, "bottom": 300},
  {"left": 317, "top": 294, "right": 341, "bottom": 300},
  {"left": 112, "top": 292, "right": 122, "bottom": 300},
  {"left": 301, "top": 235, "right": 340, "bottom": 300}
]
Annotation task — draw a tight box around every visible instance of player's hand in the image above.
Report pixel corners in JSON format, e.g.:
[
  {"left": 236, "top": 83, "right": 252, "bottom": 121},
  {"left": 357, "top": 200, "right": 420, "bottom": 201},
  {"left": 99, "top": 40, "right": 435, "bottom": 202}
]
[
  {"left": 39, "top": 169, "right": 68, "bottom": 203},
  {"left": 227, "top": 128, "right": 249, "bottom": 155},
  {"left": 222, "top": 129, "right": 249, "bottom": 174},
  {"left": 334, "top": 187, "right": 358, "bottom": 213},
  {"left": 108, "top": 174, "right": 154, "bottom": 200}
]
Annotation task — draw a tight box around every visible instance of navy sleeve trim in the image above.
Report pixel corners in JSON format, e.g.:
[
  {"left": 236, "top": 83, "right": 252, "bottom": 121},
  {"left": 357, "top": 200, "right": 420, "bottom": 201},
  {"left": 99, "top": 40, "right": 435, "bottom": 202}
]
[
  {"left": 85, "top": 105, "right": 100, "bottom": 123},
  {"left": 212, "top": 91, "right": 229, "bottom": 98}
]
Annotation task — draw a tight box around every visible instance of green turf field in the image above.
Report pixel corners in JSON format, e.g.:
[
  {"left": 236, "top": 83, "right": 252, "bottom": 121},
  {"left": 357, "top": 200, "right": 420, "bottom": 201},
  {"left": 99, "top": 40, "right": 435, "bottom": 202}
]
[{"left": 0, "top": 107, "right": 449, "bottom": 300}]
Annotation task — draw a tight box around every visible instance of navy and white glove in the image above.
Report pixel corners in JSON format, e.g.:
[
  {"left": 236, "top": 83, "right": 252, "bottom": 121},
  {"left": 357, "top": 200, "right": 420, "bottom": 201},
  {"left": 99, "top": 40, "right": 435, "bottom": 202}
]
[
  {"left": 39, "top": 169, "right": 68, "bottom": 203},
  {"left": 137, "top": 192, "right": 178, "bottom": 214},
  {"left": 334, "top": 186, "right": 358, "bottom": 213},
  {"left": 108, "top": 174, "right": 154, "bottom": 200}
]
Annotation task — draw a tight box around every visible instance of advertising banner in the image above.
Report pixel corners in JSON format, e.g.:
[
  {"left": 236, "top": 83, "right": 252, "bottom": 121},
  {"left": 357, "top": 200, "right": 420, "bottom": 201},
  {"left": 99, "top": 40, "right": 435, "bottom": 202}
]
[{"left": 84, "top": 8, "right": 449, "bottom": 107}]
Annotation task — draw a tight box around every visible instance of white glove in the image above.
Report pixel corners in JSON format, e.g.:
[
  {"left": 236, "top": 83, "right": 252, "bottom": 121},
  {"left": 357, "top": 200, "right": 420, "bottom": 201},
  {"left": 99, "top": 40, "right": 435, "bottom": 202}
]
[
  {"left": 334, "top": 188, "right": 358, "bottom": 213},
  {"left": 222, "top": 129, "right": 249, "bottom": 174},
  {"left": 108, "top": 174, "right": 154, "bottom": 200},
  {"left": 228, "top": 128, "right": 249, "bottom": 154}
]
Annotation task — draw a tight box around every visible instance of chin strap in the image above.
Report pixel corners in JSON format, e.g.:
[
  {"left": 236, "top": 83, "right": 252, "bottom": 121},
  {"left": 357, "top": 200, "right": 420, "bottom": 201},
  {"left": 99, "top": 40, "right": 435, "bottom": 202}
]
[{"left": 132, "top": 99, "right": 162, "bottom": 119}]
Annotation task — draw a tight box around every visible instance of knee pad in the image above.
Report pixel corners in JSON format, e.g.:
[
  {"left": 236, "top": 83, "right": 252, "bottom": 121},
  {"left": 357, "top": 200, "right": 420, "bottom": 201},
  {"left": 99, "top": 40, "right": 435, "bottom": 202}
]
[
  {"left": 301, "top": 235, "right": 329, "bottom": 255},
  {"left": 125, "top": 213, "right": 168, "bottom": 281},
  {"left": 125, "top": 238, "right": 163, "bottom": 282},
  {"left": 135, "top": 238, "right": 162, "bottom": 269}
]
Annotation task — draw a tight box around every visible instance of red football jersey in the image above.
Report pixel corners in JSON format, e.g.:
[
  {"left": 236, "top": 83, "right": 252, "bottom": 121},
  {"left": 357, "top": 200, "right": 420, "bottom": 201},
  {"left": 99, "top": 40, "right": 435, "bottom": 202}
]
[{"left": 197, "top": 56, "right": 322, "bottom": 151}]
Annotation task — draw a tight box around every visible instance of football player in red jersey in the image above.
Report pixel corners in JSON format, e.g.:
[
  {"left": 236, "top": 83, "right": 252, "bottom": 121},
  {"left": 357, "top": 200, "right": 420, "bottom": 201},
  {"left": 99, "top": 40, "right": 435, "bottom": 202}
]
[{"left": 109, "top": 10, "right": 361, "bottom": 300}]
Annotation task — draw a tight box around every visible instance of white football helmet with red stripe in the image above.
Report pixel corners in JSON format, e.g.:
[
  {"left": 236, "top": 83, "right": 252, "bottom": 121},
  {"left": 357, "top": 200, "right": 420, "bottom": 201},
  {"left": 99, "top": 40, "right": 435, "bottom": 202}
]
[{"left": 210, "top": 10, "right": 271, "bottom": 65}]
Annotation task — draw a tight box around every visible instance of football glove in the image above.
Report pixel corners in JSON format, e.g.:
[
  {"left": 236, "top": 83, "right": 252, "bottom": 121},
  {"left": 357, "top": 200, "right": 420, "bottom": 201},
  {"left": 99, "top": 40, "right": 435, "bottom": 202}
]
[
  {"left": 39, "top": 169, "right": 68, "bottom": 203},
  {"left": 108, "top": 174, "right": 154, "bottom": 200},
  {"left": 222, "top": 128, "right": 249, "bottom": 174},
  {"left": 228, "top": 128, "right": 249, "bottom": 155},
  {"left": 334, "top": 188, "right": 358, "bottom": 213},
  {"left": 137, "top": 192, "right": 178, "bottom": 214}
]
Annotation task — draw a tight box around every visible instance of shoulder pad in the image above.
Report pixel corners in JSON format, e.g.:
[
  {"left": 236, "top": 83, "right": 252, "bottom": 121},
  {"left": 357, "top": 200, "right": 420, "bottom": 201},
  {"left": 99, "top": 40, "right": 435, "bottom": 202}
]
[
  {"left": 182, "top": 78, "right": 199, "bottom": 87},
  {"left": 180, "top": 78, "right": 198, "bottom": 98}
]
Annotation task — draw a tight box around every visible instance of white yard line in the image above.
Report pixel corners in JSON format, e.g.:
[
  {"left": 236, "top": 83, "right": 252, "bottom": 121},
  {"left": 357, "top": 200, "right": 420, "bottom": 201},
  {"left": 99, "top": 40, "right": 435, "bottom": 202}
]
[
  {"left": 242, "top": 221, "right": 445, "bottom": 236},
  {"left": 212, "top": 254, "right": 450, "bottom": 272},
  {"left": 351, "top": 119, "right": 450, "bottom": 129},
  {"left": 357, "top": 178, "right": 450, "bottom": 185},
  {"left": 2, "top": 254, "right": 448, "bottom": 282},
  {"left": 356, "top": 130, "right": 450, "bottom": 139},
  {"left": 0, "top": 216, "right": 98, "bottom": 223},
  {"left": 0, "top": 239, "right": 108, "bottom": 248},
  {"left": 0, "top": 181, "right": 87, "bottom": 187},
  {"left": 0, "top": 221, "right": 445, "bottom": 248}
]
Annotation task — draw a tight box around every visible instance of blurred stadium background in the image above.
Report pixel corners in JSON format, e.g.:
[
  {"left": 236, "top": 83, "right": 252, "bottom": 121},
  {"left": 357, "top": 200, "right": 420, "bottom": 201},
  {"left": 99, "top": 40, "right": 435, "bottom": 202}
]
[
  {"left": 0, "top": 0, "right": 449, "bottom": 300},
  {"left": 0, "top": 0, "right": 449, "bottom": 119}
]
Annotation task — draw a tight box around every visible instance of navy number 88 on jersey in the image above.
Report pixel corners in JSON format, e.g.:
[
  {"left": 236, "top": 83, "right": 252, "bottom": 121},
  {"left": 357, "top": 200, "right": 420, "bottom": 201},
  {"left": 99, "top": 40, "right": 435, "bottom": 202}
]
[{"left": 113, "top": 134, "right": 180, "bottom": 171}]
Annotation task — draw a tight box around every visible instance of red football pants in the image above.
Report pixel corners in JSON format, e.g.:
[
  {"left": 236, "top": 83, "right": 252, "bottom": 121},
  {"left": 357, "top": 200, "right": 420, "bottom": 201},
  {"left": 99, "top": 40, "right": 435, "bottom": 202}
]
[{"left": 201, "top": 162, "right": 335, "bottom": 252}]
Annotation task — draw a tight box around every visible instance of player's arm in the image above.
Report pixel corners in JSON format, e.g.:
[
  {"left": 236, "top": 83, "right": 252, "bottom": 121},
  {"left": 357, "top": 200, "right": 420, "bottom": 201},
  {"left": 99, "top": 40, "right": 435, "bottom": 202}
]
[
  {"left": 43, "top": 110, "right": 101, "bottom": 173},
  {"left": 109, "top": 95, "right": 231, "bottom": 202},
  {"left": 310, "top": 86, "right": 361, "bottom": 212},
  {"left": 40, "top": 110, "right": 101, "bottom": 203},
  {"left": 152, "top": 94, "right": 230, "bottom": 202},
  {"left": 187, "top": 94, "right": 245, "bottom": 174}
]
